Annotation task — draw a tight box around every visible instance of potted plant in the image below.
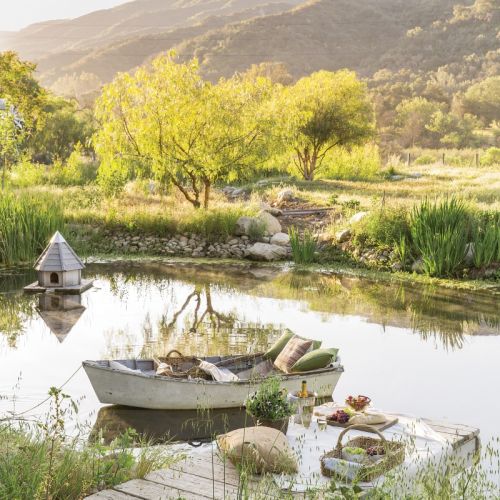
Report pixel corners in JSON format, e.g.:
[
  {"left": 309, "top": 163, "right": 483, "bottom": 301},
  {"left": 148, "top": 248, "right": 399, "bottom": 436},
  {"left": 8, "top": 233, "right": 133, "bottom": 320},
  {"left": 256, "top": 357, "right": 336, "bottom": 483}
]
[{"left": 245, "top": 377, "right": 294, "bottom": 434}]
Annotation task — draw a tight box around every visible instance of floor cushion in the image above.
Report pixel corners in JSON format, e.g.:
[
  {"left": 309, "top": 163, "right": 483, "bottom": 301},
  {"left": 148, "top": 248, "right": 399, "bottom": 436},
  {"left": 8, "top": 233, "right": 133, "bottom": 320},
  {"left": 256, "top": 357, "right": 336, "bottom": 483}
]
[
  {"left": 274, "top": 337, "right": 313, "bottom": 373},
  {"left": 291, "top": 347, "right": 339, "bottom": 372},
  {"left": 217, "top": 426, "right": 298, "bottom": 474}
]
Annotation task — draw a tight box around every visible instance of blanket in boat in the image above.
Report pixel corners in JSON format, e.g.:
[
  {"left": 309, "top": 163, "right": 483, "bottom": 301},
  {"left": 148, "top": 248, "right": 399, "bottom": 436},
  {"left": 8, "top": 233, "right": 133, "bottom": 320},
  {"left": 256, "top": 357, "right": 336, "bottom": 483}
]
[{"left": 273, "top": 403, "right": 454, "bottom": 493}]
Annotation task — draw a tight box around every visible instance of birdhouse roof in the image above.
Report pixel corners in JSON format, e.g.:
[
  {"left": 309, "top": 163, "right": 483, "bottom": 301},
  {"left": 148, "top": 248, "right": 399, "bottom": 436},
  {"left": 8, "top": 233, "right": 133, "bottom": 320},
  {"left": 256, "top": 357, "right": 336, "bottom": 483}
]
[{"left": 35, "top": 231, "right": 85, "bottom": 272}]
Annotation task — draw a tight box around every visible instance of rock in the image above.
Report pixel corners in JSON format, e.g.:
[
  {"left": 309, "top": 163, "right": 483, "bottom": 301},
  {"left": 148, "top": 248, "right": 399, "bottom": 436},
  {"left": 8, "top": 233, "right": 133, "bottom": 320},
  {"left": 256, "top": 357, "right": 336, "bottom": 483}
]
[
  {"left": 247, "top": 242, "right": 288, "bottom": 261},
  {"left": 390, "top": 175, "right": 405, "bottom": 181},
  {"left": 335, "top": 228, "right": 351, "bottom": 243},
  {"left": 391, "top": 262, "right": 403, "bottom": 272},
  {"left": 260, "top": 202, "right": 283, "bottom": 217},
  {"left": 349, "top": 212, "right": 369, "bottom": 225},
  {"left": 276, "top": 188, "right": 295, "bottom": 204},
  {"left": 228, "top": 238, "right": 239, "bottom": 246},
  {"left": 270, "top": 232, "right": 290, "bottom": 246},
  {"left": 257, "top": 210, "right": 282, "bottom": 236},
  {"left": 411, "top": 258, "right": 425, "bottom": 273},
  {"left": 465, "top": 243, "right": 474, "bottom": 266},
  {"left": 234, "top": 216, "right": 255, "bottom": 236}
]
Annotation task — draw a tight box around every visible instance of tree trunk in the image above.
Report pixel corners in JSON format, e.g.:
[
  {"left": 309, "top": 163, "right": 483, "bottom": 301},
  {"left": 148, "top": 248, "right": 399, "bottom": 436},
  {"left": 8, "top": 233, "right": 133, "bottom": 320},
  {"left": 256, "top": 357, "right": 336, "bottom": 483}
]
[{"left": 203, "top": 180, "right": 211, "bottom": 209}]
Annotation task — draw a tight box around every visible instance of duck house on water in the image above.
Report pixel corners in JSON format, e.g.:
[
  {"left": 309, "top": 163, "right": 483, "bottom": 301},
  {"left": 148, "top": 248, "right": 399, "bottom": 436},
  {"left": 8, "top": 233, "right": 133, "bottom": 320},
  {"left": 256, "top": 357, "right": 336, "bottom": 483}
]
[{"left": 24, "top": 231, "right": 93, "bottom": 294}]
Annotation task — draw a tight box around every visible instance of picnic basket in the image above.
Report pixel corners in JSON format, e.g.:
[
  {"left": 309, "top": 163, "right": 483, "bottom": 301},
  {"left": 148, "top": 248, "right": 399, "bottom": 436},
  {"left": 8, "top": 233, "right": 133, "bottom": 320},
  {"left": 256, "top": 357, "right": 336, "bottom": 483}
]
[
  {"left": 320, "top": 424, "right": 405, "bottom": 482},
  {"left": 154, "top": 349, "right": 209, "bottom": 379}
]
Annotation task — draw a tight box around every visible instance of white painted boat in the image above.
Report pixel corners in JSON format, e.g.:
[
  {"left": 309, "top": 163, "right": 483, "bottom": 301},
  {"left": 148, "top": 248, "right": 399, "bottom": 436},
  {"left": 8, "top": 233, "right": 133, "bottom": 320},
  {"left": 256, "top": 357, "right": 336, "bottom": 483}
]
[{"left": 83, "top": 354, "right": 343, "bottom": 410}]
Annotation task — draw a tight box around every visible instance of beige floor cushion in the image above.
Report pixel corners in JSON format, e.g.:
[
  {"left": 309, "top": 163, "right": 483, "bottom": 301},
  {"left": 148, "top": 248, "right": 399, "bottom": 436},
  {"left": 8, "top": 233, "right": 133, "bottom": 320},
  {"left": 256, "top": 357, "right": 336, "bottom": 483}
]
[
  {"left": 274, "top": 336, "right": 313, "bottom": 373},
  {"left": 217, "top": 426, "right": 298, "bottom": 474}
]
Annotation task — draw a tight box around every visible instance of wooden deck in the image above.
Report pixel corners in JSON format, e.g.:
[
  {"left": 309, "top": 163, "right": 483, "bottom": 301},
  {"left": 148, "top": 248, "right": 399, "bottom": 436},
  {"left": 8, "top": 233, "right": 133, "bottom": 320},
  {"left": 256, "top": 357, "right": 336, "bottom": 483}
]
[{"left": 87, "top": 416, "right": 479, "bottom": 500}]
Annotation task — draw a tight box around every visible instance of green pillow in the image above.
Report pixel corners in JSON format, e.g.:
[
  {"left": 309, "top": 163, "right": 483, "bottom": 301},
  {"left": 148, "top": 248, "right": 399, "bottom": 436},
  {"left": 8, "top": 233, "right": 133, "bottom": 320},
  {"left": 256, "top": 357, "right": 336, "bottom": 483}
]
[
  {"left": 291, "top": 348, "right": 338, "bottom": 373},
  {"left": 264, "top": 331, "right": 294, "bottom": 360},
  {"left": 264, "top": 331, "right": 322, "bottom": 361}
]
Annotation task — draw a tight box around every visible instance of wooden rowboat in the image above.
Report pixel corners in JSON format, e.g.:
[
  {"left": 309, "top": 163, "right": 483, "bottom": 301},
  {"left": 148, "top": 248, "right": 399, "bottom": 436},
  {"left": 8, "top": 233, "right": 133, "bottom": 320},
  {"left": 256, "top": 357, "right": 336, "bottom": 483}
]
[{"left": 83, "top": 353, "right": 343, "bottom": 410}]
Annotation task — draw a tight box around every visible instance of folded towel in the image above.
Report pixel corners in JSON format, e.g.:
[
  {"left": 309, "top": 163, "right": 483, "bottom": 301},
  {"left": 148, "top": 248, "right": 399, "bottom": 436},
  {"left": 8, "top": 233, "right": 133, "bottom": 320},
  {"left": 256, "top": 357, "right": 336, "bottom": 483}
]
[{"left": 198, "top": 360, "right": 239, "bottom": 382}]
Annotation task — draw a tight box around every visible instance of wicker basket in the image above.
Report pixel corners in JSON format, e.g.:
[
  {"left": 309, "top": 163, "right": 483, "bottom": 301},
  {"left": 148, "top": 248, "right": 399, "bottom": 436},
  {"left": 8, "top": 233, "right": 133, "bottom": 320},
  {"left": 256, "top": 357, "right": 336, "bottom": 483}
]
[
  {"left": 320, "top": 424, "right": 405, "bottom": 482},
  {"left": 154, "top": 350, "right": 209, "bottom": 379}
]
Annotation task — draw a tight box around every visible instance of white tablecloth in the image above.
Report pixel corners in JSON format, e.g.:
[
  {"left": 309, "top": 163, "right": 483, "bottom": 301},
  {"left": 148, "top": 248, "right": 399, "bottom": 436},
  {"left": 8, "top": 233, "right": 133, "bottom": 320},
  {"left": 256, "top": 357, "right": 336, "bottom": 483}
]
[{"left": 274, "top": 403, "right": 452, "bottom": 492}]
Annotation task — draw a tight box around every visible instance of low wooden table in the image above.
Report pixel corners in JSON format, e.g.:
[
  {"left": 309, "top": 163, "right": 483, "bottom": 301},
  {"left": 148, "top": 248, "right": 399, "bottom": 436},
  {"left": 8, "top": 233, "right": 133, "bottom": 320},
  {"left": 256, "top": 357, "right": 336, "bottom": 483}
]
[{"left": 87, "top": 414, "right": 479, "bottom": 500}]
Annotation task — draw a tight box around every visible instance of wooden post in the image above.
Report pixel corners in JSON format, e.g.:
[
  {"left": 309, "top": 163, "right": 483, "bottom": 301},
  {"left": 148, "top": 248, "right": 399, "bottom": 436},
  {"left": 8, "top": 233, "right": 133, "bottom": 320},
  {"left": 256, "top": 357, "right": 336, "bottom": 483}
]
[
  {"left": 442, "top": 152, "right": 445, "bottom": 166},
  {"left": 475, "top": 152, "right": 479, "bottom": 167},
  {"left": 407, "top": 153, "right": 411, "bottom": 166}
]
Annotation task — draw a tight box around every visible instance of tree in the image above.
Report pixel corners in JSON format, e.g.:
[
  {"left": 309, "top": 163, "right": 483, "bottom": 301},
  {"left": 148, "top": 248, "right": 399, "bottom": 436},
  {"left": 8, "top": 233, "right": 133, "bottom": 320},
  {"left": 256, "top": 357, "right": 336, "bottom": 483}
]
[
  {"left": 463, "top": 76, "right": 500, "bottom": 125},
  {"left": 95, "top": 54, "right": 274, "bottom": 207},
  {"left": 277, "top": 70, "right": 374, "bottom": 181},
  {"left": 0, "top": 51, "right": 45, "bottom": 130},
  {"left": 28, "top": 97, "right": 95, "bottom": 164},
  {"left": 242, "top": 62, "right": 293, "bottom": 85},
  {"left": 0, "top": 101, "right": 22, "bottom": 189},
  {"left": 426, "top": 110, "right": 480, "bottom": 148},
  {"left": 395, "top": 97, "right": 443, "bottom": 148}
]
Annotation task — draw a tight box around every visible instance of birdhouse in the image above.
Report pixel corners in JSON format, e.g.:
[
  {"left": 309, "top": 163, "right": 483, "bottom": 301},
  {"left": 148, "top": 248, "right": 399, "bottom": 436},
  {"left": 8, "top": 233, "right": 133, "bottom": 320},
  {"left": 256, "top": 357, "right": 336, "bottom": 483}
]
[{"left": 24, "top": 231, "right": 93, "bottom": 294}]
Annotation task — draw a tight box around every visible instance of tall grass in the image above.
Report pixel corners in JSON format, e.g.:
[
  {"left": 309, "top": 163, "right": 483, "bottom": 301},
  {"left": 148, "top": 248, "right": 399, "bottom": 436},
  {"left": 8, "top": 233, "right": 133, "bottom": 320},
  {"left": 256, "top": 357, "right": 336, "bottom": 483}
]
[
  {"left": 0, "top": 193, "right": 64, "bottom": 265},
  {"left": 289, "top": 226, "right": 317, "bottom": 264},
  {"left": 472, "top": 223, "right": 500, "bottom": 268},
  {"left": 0, "top": 388, "right": 175, "bottom": 500},
  {"left": 410, "top": 197, "right": 470, "bottom": 277}
]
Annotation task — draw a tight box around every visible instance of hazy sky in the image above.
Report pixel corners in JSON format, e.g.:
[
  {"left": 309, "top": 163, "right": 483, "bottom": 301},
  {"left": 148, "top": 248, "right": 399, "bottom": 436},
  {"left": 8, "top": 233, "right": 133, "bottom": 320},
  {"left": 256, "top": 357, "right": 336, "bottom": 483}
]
[{"left": 1, "top": 0, "right": 129, "bottom": 32}]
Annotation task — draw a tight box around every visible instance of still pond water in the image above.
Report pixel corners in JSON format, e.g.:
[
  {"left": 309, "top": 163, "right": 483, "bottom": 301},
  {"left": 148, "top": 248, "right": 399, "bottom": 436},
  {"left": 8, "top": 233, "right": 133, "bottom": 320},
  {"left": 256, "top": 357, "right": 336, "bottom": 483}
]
[{"left": 1, "top": 260, "right": 499, "bottom": 443}]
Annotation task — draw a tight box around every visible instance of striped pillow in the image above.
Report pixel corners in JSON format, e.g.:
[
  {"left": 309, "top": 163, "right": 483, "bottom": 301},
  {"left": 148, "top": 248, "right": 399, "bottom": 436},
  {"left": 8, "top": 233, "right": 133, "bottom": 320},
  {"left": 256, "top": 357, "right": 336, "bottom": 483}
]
[{"left": 274, "top": 336, "right": 313, "bottom": 373}]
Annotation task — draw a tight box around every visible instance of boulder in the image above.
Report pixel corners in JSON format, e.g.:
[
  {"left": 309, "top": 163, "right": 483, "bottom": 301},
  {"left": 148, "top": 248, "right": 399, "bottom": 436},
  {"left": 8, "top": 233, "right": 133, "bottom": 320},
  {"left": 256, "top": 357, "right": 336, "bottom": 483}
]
[
  {"left": 335, "top": 228, "right": 351, "bottom": 243},
  {"left": 464, "top": 243, "right": 474, "bottom": 266},
  {"left": 247, "top": 242, "right": 288, "bottom": 261},
  {"left": 234, "top": 216, "right": 255, "bottom": 236},
  {"left": 349, "top": 212, "right": 369, "bottom": 225},
  {"left": 270, "top": 232, "right": 290, "bottom": 246},
  {"left": 411, "top": 258, "right": 425, "bottom": 273},
  {"left": 257, "top": 211, "right": 282, "bottom": 236},
  {"left": 276, "top": 188, "right": 295, "bottom": 204},
  {"left": 260, "top": 202, "right": 283, "bottom": 217}
]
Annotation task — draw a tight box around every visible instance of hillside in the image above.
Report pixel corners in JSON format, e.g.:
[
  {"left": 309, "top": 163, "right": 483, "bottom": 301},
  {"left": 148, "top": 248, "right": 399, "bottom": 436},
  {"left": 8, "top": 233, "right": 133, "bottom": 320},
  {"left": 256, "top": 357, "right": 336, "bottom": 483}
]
[{"left": 1, "top": 0, "right": 496, "bottom": 98}]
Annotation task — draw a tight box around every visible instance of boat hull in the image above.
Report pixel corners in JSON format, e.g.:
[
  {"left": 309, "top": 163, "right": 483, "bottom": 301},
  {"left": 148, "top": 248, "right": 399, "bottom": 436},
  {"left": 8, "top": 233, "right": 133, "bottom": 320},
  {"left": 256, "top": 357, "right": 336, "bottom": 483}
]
[{"left": 83, "top": 361, "right": 343, "bottom": 410}]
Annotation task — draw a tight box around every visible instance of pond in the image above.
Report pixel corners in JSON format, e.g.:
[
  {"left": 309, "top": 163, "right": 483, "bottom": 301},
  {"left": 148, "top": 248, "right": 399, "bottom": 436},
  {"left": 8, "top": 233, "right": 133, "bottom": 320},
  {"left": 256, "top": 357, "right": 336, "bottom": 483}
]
[{"left": 1, "top": 260, "right": 499, "bottom": 444}]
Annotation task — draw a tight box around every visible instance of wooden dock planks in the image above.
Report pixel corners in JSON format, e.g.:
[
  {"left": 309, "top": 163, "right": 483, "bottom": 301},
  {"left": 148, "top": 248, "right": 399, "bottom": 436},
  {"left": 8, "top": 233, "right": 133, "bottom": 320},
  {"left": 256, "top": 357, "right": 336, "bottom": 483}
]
[{"left": 86, "top": 416, "right": 479, "bottom": 500}]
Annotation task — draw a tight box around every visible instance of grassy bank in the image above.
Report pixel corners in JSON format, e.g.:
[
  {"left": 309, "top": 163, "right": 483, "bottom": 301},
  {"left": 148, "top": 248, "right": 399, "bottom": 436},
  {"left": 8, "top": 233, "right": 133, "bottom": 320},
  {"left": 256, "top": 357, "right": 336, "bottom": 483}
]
[{"left": 0, "top": 388, "right": 177, "bottom": 500}]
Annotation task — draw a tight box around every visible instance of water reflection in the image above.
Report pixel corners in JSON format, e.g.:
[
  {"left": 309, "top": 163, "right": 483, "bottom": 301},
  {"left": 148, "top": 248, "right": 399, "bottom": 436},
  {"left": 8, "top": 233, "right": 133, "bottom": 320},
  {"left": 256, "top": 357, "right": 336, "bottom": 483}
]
[
  {"left": 91, "top": 406, "right": 249, "bottom": 445},
  {"left": 37, "top": 294, "right": 86, "bottom": 343}
]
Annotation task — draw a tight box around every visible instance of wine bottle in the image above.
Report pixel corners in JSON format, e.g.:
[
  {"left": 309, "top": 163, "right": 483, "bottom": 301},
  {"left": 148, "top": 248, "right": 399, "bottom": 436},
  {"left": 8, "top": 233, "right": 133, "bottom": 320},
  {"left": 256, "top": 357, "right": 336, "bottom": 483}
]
[{"left": 300, "top": 380, "right": 308, "bottom": 398}]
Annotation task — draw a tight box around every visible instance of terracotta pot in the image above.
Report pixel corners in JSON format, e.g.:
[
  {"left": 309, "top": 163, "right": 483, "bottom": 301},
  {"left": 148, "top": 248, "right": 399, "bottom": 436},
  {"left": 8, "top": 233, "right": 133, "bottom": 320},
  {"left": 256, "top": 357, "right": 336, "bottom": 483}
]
[{"left": 252, "top": 416, "right": 289, "bottom": 435}]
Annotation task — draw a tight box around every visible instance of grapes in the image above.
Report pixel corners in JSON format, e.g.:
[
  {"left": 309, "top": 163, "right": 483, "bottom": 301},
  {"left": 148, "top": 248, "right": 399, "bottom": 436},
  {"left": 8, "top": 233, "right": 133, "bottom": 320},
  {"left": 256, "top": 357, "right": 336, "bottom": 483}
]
[
  {"left": 328, "top": 409, "right": 350, "bottom": 424},
  {"left": 366, "top": 446, "right": 385, "bottom": 456}
]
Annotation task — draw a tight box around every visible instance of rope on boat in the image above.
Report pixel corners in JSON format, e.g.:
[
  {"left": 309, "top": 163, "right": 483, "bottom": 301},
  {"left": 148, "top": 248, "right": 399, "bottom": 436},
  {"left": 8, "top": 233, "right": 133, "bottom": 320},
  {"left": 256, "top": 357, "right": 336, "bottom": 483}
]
[{"left": 6, "top": 364, "right": 83, "bottom": 418}]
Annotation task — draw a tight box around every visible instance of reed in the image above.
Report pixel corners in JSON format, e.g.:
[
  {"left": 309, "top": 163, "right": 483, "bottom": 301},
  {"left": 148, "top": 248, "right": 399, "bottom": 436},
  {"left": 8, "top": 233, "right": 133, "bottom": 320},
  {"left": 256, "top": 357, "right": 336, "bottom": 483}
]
[
  {"left": 0, "top": 193, "right": 64, "bottom": 265},
  {"left": 289, "top": 226, "right": 317, "bottom": 264},
  {"left": 472, "top": 222, "right": 499, "bottom": 268},
  {"left": 410, "top": 197, "right": 470, "bottom": 277}
]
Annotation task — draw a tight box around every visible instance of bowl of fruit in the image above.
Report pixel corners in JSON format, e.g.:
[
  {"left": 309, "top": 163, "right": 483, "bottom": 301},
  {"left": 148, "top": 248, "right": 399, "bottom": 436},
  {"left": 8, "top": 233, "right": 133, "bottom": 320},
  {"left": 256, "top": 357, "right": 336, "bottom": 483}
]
[
  {"left": 327, "top": 409, "right": 351, "bottom": 425},
  {"left": 345, "top": 395, "right": 371, "bottom": 412}
]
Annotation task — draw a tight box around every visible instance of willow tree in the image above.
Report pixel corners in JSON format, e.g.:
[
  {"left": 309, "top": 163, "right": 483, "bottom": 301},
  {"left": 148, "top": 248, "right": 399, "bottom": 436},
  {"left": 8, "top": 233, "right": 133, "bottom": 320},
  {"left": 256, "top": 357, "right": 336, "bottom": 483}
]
[
  {"left": 94, "top": 54, "right": 274, "bottom": 207},
  {"left": 278, "top": 70, "right": 374, "bottom": 181}
]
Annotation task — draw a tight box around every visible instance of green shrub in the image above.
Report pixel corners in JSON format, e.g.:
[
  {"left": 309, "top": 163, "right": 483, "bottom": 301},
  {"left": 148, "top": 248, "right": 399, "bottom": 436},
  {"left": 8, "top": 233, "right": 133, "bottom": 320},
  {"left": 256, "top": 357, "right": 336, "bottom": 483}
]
[
  {"left": 481, "top": 147, "right": 500, "bottom": 167},
  {"left": 0, "top": 193, "right": 64, "bottom": 265},
  {"left": 414, "top": 154, "right": 437, "bottom": 165},
  {"left": 410, "top": 197, "right": 470, "bottom": 277},
  {"left": 472, "top": 222, "right": 499, "bottom": 268},
  {"left": 181, "top": 207, "right": 249, "bottom": 243},
  {"left": 322, "top": 144, "right": 381, "bottom": 181},
  {"left": 289, "top": 226, "right": 317, "bottom": 264},
  {"left": 352, "top": 207, "right": 410, "bottom": 248},
  {"left": 8, "top": 158, "right": 45, "bottom": 187}
]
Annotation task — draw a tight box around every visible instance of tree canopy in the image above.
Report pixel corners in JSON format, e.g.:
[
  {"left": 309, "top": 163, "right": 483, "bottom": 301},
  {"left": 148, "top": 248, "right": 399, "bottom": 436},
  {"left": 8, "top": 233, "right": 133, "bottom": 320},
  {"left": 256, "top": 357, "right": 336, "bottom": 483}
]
[
  {"left": 94, "top": 54, "right": 274, "bottom": 207},
  {"left": 277, "top": 70, "right": 374, "bottom": 180}
]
